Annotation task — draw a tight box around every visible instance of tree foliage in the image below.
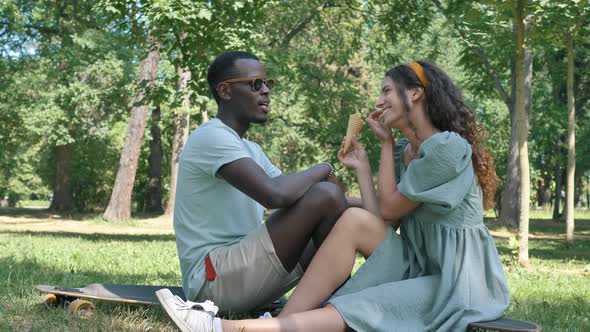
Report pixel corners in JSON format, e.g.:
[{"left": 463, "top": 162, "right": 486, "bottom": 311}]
[{"left": 1, "top": 0, "right": 589, "bottom": 225}]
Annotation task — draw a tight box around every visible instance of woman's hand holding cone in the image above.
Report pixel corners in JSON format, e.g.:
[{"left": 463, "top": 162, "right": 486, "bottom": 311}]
[{"left": 338, "top": 136, "right": 369, "bottom": 171}]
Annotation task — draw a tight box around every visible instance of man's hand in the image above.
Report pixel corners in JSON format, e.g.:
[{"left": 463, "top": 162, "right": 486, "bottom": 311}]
[{"left": 325, "top": 173, "right": 347, "bottom": 194}]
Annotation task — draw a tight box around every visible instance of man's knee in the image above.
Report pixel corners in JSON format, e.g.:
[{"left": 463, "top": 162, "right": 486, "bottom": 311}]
[{"left": 304, "top": 182, "right": 347, "bottom": 214}]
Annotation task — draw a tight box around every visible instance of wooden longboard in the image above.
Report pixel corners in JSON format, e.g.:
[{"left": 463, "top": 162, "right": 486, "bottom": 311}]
[
  {"left": 36, "top": 283, "right": 185, "bottom": 305},
  {"left": 36, "top": 283, "right": 286, "bottom": 316},
  {"left": 468, "top": 316, "right": 542, "bottom": 332}
]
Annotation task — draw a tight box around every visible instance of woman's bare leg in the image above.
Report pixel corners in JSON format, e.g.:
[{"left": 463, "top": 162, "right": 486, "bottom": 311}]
[
  {"left": 222, "top": 305, "right": 346, "bottom": 332},
  {"left": 279, "top": 207, "right": 388, "bottom": 316}
]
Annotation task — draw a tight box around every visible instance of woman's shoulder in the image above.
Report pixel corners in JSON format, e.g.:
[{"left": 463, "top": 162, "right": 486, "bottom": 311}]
[
  {"left": 419, "top": 131, "right": 471, "bottom": 162},
  {"left": 398, "top": 131, "right": 475, "bottom": 210}
]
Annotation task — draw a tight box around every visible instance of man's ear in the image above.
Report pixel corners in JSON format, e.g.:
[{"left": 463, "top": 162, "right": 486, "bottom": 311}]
[
  {"left": 409, "top": 87, "right": 424, "bottom": 102},
  {"left": 217, "top": 83, "right": 232, "bottom": 101}
]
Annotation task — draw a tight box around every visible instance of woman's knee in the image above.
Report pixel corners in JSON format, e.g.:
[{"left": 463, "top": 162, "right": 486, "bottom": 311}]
[
  {"left": 299, "top": 207, "right": 387, "bottom": 258},
  {"left": 333, "top": 208, "right": 387, "bottom": 248}
]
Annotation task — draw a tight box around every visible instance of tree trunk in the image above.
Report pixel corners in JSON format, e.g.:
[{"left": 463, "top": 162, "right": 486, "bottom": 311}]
[
  {"left": 553, "top": 160, "right": 564, "bottom": 220},
  {"left": 565, "top": 27, "right": 575, "bottom": 241},
  {"left": 535, "top": 179, "right": 543, "bottom": 207},
  {"left": 165, "top": 65, "right": 192, "bottom": 215},
  {"left": 146, "top": 104, "right": 163, "bottom": 214},
  {"left": 49, "top": 144, "right": 73, "bottom": 211},
  {"left": 500, "top": 106, "right": 519, "bottom": 227},
  {"left": 103, "top": 36, "right": 161, "bottom": 222},
  {"left": 541, "top": 179, "right": 551, "bottom": 209},
  {"left": 500, "top": 49, "right": 532, "bottom": 227},
  {"left": 574, "top": 175, "right": 581, "bottom": 208},
  {"left": 513, "top": 0, "right": 530, "bottom": 267}
]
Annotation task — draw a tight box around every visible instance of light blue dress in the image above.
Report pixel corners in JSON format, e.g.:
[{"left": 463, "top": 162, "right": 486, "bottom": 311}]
[{"left": 328, "top": 131, "right": 510, "bottom": 331}]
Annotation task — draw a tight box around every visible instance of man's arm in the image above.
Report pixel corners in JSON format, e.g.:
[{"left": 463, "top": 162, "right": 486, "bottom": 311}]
[{"left": 217, "top": 157, "right": 332, "bottom": 209}]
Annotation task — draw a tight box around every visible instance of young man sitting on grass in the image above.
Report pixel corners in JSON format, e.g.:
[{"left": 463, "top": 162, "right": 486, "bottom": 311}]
[{"left": 161, "top": 51, "right": 347, "bottom": 318}]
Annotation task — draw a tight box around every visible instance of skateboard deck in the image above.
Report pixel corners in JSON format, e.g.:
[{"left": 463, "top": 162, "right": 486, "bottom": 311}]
[
  {"left": 36, "top": 283, "right": 185, "bottom": 305},
  {"left": 36, "top": 283, "right": 286, "bottom": 316},
  {"left": 468, "top": 316, "right": 542, "bottom": 332}
]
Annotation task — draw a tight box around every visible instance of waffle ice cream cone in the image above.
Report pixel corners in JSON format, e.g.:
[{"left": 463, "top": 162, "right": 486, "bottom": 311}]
[{"left": 343, "top": 113, "right": 363, "bottom": 153}]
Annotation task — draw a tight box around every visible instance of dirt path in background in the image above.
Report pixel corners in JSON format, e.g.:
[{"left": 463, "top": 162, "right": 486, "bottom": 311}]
[
  {"left": 490, "top": 227, "right": 590, "bottom": 241},
  {"left": 0, "top": 208, "right": 174, "bottom": 235},
  {"left": 2, "top": 208, "right": 589, "bottom": 240}
]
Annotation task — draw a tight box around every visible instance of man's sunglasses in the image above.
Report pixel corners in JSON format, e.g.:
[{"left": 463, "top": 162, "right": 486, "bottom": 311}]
[{"left": 222, "top": 77, "right": 275, "bottom": 91}]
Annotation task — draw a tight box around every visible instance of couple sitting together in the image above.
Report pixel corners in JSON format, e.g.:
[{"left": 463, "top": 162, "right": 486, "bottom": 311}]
[{"left": 155, "top": 51, "right": 510, "bottom": 332}]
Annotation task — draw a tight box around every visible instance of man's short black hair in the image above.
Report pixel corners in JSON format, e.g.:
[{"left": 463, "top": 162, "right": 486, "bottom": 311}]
[{"left": 207, "top": 51, "right": 259, "bottom": 104}]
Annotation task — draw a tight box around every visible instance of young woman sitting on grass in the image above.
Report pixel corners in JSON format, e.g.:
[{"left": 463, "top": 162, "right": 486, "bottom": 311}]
[{"left": 156, "top": 61, "right": 510, "bottom": 332}]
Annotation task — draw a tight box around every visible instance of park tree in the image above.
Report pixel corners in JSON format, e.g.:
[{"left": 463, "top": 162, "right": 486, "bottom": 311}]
[
  {"left": 417, "top": 0, "right": 536, "bottom": 265},
  {"left": 102, "top": 0, "right": 266, "bottom": 221},
  {"left": 533, "top": 0, "right": 589, "bottom": 240},
  {"left": 103, "top": 30, "right": 161, "bottom": 222},
  {"left": 575, "top": 43, "right": 590, "bottom": 208},
  {"left": 166, "top": 57, "right": 192, "bottom": 215},
  {"left": 0, "top": 0, "right": 132, "bottom": 210},
  {"left": 145, "top": 106, "right": 164, "bottom": 214},
  {"left": 371, "top": 1, "right": 528, "bottom": 230},
  {"left": 3, "top": 0, "right": 587, "bottom": 227},
  {"left": 527, "top": 59, "right": 567, "bottom": 215},
  {"left": 167, "top": 0, "right": 269, "bottom": 215},
  {"left": 252, "top": 1, "right": 374, "bottom": 180},
  {"left": 257, "top": 0, "right": 498, "bottom": 191},
  {"left": 512, "top": 0, "right": 531, "bottom": 266},
  {"left": 131, "top": 56, "right": 180, "bottom": 213},
  {"left": 427, "top": 0, "right": 533, "bottom": 230}
]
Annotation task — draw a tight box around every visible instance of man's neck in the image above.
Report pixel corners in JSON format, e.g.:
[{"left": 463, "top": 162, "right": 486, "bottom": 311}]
[{"left": 216, "top": 109, "right": 249, "bottom": 138}]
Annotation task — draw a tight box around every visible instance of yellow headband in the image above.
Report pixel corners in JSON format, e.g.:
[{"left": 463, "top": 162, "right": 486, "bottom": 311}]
[{"left": 406, "top": 62, "right": 428, "bottom": 88}]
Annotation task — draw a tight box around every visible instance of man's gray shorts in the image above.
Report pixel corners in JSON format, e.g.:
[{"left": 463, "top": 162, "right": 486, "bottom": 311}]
[{"left": 195, "top": 225, "right": 303, "bottom": 312}]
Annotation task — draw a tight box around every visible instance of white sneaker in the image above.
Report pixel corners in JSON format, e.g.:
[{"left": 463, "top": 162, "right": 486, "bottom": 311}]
[{"left": 156, "top": 288, "right": 219, "bottom": 332}]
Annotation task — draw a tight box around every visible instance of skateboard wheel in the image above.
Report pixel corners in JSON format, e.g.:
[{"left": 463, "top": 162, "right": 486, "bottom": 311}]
[
  {"left": 68, "top": 299, "right": 95, "bottom": 317},
  {"left": 40, "top": 293, "right": 57, "bottom": 306}
]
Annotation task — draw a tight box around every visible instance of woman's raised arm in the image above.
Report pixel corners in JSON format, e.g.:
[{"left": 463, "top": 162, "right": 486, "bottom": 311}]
[{"left": 338, "top": 138, "right": 380, "bottom": 217}]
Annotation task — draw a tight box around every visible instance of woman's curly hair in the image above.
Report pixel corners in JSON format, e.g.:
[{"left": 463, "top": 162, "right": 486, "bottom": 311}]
[{"left": 386, "top": 61, "right": 499, "bottom": 210}]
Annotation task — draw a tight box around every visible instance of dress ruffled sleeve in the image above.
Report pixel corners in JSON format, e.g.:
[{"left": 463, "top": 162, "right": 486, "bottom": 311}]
[{"left": 398, "top": 132, "right": 474, "bottom": 213}]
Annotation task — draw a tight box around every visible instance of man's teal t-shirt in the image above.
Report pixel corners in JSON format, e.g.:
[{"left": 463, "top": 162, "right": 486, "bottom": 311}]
[{"left": 174, "top": 118, "right": 282, "bottom": 301}]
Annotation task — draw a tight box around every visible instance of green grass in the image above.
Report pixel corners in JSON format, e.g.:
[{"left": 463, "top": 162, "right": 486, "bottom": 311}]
[
  {"left": 0, "top": 208, "right": 589, "bottom": 331},
  {"left": 485, "top": 208, "right": 590, "bottom": 220},
  {"left": 0, "top": 208, "right": 180, "bottom": 331},
  {"left": 17, "top": 200, "right": 51, "bottom": 209},
  {"left": 484, "top": 217, "right": 590, "bottom": 332}
]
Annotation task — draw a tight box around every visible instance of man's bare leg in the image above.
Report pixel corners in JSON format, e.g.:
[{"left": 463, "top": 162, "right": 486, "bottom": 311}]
[
  {"left": 279, "top": 208, "right": 388, "bottom": 316},
  {"left": 222, "top": 305, "right": 346, "bottom": 332},
  {"left": 265, "top": 182, "right": 348, "bottom": 272}
]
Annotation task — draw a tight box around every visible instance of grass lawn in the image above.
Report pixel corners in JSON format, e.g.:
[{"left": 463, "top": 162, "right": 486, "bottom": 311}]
[{"left": 1, "top": 207, "right": 589, "bottom": 331}]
